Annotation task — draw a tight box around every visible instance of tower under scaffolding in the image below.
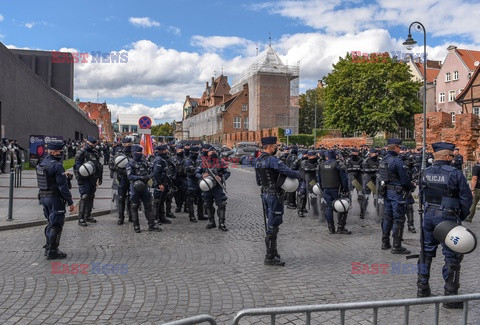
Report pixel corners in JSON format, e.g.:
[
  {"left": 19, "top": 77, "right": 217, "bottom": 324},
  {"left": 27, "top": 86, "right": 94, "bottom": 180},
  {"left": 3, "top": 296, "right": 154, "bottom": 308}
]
[{"left": 230, "top": 46, "right": 300, "bottom": 134}]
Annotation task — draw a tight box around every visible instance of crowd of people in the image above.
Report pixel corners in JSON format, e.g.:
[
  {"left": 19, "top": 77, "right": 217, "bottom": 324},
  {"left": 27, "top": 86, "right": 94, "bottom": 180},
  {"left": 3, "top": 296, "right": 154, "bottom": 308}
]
[
  {"left": 35, "top": 135, "right": 474, "bottom": 309},
  {"left": 0, "top": 137, "right": 26, "bottom": 173}
]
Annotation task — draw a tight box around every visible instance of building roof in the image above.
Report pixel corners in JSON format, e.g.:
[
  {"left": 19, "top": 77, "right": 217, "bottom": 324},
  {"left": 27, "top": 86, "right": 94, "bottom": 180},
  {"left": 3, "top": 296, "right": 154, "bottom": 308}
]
[
  {"left": 456, "top": 48, "right": 480, "bottom": 71},
  {"left": 414, "top": 61, "right": 441, "bottom": 83},
  {"left": 456, "top": 64, "right": 480, "bottom": 102}
]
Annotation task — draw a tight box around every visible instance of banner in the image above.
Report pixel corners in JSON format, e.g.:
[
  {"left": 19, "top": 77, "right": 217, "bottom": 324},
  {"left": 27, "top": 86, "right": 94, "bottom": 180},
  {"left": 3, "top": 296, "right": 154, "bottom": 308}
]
[
  {"left": 29, "top": 135, "right": 63, "bottom": 167},
  {"left": 140, "top": 134, "right": 154, "bottom": 156}
]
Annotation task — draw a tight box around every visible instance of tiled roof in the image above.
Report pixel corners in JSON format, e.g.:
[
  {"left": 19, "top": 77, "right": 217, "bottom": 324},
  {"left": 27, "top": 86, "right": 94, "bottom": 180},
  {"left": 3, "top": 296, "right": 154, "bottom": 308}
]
[
  {"left": 414, "top": 62, "right": 441, "bottom": 83},
  {"left": 456, "top": 49, "right": 480, "bottom": 71}
]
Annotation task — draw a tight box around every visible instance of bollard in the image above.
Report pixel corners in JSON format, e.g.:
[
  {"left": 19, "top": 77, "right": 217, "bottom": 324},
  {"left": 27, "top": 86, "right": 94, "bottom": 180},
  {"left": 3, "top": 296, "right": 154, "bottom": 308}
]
[{"left": 7, "top": 168, "right": 14, "bottom": 220}]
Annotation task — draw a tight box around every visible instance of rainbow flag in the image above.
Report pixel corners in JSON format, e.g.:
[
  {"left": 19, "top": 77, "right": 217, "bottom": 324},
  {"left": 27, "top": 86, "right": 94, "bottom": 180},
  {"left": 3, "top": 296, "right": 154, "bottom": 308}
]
[{"left": 140, "top": 134, "right": 154, "bottom": 156}]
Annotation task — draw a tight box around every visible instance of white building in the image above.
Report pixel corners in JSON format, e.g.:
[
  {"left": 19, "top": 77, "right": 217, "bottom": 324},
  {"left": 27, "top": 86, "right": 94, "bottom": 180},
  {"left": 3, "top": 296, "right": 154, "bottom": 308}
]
[{"left": 115, "top": 114, "right": 156, "bottom": 134}]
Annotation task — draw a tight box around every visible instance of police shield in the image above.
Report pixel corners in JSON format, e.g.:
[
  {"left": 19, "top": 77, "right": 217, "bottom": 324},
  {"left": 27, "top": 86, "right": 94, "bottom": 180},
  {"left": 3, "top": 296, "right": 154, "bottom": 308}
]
[{"left": 433, "top": 220, "right": 477, "bottom": 254}]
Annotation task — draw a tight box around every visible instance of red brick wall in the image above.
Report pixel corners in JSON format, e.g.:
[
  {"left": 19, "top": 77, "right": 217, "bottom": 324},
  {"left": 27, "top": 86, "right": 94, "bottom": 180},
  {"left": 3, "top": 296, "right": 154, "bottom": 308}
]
[
  {"left": 317, "top": 137, "right": 367, "bottom": 148},
  {"left": 225, "top": 128, "right": 279, "bottom": 148},
  {"left": 222, "top": 84, "right": 249, "bottom": 135}
]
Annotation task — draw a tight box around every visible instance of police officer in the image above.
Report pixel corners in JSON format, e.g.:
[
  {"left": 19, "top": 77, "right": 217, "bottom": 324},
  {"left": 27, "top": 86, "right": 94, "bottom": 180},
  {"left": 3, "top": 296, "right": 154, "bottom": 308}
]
[
  {"left": 74, "top": 136, "right": 103, "bottom": 226},
  {"left": 36, "top": 141, "right": 75, "bottom": 259},
  {"left": 298, "top": 151, "right": 319, "bottom": 217},
  {"left": 345, "top": 148, "right": 364, "bottom": 218},
  {"left": 318, "top": 150, "right": 350, "bottom": 234},
  {"left": 417, "top": 142, "right": 472, "bottom": 309},
  {"left": 255, "top": 136, "right": 300, "bottom": 266},
  {"left": 171, "top": 144, "right": 188, "bottom": 213},
  {"left": 185, "top": 146, "right": 206, "bottom": 222},
  {"left": 126, "top": 145, "right": 161, "bottom": 233},
  {"left": 400, "top": 146, "right": 417, "bottom": 233},
  {"left": 285, "top": 146, "right": 299, "bottom": 209},
  {"left": 295, "top": 150, "right": 308, "bottom": 216},
  {"left": 361, "top": 148, "right": 380, "bottom": 218},
  {"left": 111, "top": 138, "right": 133, "bottom": 225},
  {"left": 378, "top": 139, "right": 415, "bottom": 254},
  {"left": 151, "top": 145, "right": 173, "bottom": 225},
  {"left": 195, "top": 147, "right": 230, "bottom": 231},
  {"left": 452, "top": 147, "right": 463, "bottom": 171}
]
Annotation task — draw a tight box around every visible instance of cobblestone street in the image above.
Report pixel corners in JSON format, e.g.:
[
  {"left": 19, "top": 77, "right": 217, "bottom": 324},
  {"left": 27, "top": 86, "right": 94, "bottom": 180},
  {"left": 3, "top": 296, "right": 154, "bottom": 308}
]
[{"left": 0, "top": 166, "right": 479, "bottom": 324}]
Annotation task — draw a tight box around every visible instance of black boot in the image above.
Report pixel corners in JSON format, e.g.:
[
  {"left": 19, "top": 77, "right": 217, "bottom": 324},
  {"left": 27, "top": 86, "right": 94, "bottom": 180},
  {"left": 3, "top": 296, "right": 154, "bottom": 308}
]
[
  {"left": 443, "top": 263, "right": 463, "bottom": 309},
  {"left": 166, "top": 198, "right": 176, "bottom": 218},
  {"left": 358, "top": 194, "right": 365, "bottom": 219},
  {"left": 381, "top": 236, "right": 391, "bottom": 250},
  {"left": 85, "top": 196, "right": 97, "bottom": 223},
  {"left": 328, "top": 222, "right": 336, "bottom": 234},
  {"left": 271, "top": 227, "right": 281, "bottom": 258},
  {"left": 417, "top": 255, "right": 433, "bottom": 297},
  {"left": 158, "top": 197, "right": 171, "bottom": 224},
  {"left": 206, "top": 206, "right": 216, "bottom": 229},
  {"left": 145, "top": 202, "right": 161, "bottom": 232},
  {"left": 197, "top": 198, "right": 208, "bottom": 220},
  {"left": 127, "top": 199, "right": 133, "bottom": 222},
  {"left": 391, "top": 227, "right": 410, "bottom": 254},
  {"left": 117, "top": 196, "right": 126, "bottom": 225},
  {"left": 336, "top": 212, "right": 352, "bottom": 234},
  {"left": 407, "top": 205, "right": 416, "bottom": 233},
  {"left": 187, "top": 198, "right": 197, "bottom": 223},
  {"left": 131, "top": 204, "right": 141, "bottom": 233},
  {"left": 218, "top": 204, "right": 228, "bottom": 231},
  {"left": 264, "top": 234, "right": 285, "bottom": 266},
  {"left": 78, "top": 197, "right": 88, "bottom": 227},
  {"left": 46, "top": 228, "right": 67, "bottom": 260}
]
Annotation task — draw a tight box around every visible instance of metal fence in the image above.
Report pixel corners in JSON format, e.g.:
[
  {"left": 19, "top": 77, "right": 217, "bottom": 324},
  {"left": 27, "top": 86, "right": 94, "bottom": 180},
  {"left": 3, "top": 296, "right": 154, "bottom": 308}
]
[{"left": 162, "top": 293, "right": 480, "bottom": 325}]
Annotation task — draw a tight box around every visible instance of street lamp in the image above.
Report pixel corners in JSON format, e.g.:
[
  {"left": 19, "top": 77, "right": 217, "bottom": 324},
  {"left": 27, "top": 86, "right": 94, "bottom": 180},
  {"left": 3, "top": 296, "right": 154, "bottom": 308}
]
[{"left": 403, "top": 21, "right": 427, "bottom": 171}]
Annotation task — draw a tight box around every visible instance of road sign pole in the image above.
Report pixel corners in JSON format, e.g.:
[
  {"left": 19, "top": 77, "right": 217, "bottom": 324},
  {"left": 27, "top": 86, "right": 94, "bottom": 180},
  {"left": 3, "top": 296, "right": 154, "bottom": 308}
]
[{"left": 287, "top": 135, "right": 289, "bottom": 146}]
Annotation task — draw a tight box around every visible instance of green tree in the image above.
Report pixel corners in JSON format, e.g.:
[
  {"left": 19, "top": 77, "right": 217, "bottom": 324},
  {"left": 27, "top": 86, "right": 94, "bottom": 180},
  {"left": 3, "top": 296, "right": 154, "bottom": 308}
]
[
  {"left": 323, "top": 53, "right": 422, "bottom": 137},
  {"left": 151, "top": 122, "right": 173, "bottom": 136},
  {"left": 299, "top": 87, "right": 324, "bottom": 134}
]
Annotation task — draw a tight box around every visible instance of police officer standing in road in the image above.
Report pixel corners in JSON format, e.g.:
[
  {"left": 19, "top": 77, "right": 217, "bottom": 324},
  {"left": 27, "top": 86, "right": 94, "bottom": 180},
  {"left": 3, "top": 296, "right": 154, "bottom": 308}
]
[
  {"left": 151, "top": 144, "right": 173, "bottom": 225},
  {"left": 36, "top": 141, "right": 75, "bottom": 259},
  {"left": 171, "top": 144, "right": 188, "bottom": 213},
  {"left": 361, "top": 148, "right": 380, "bottom": 218},
  {"left": 345, "top": 148, "right": 364, "bottom": 218},
  {"left": 185, "top": 146, "right": 206, "bottom": 222},
  {"left": 378, "top": 139, "right": 415, "bottom": 254},
  {"left": 451, "top": 147, "right": 463, "bottom": 171},
  {"left": 318, "top": 150, "right": 350, "bottom": 234},
  {"left": 111, "top": 138, "right": 133, "bottom": 225},
  {"left": 74, "top": 136, "right": 103, "bottom": 226},
  {"left": 255, "top": 136, "right": 300, "bottom": 266},
  {"left": 466, "top": 153, "right": 480, "bottom": 223},
  {"left": 417, "top": 142, "right": 472, "bottom": 309},
  {"left": 126, "top": 145, "right": 161, "bottom": 233},
  {"left": 196, "top": 147, "right": 230, "bottom": 231},
  {"left": 298, "top": 150, "right": 320, "bottom": 217}
]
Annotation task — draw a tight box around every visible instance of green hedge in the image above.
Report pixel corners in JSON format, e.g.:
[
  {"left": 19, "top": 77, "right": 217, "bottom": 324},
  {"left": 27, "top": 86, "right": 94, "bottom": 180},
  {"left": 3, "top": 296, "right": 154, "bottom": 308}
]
[
  {"left": 372, "top": 138, "right": 416, "bottom": 148},
  {"left": 280, "top": 134, "right": 314, "bottom": 146}
]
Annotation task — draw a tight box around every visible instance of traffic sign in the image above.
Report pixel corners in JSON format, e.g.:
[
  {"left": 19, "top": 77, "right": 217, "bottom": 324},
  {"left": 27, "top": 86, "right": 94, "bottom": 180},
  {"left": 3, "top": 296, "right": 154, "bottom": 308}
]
[
  {"left": 138, "top": 116, "right": 152, "bottom": 129},
  {"left": 285, "top": 128, "right": 292, "bottom": 136}
]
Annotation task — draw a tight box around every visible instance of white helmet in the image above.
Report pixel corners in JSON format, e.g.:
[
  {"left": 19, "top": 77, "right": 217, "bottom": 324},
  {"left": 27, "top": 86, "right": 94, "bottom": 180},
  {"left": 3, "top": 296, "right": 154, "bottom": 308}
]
[
  {"left": 312, "top": 184, "right": 322, "bottom": 196},
  {"left": 79, "top": 161, "right": 95, "bottom": 177},
  {"left": 114, "top": 154, "right": 129, "bottom": 169},
  {"left": 433, "top": 221, "right": 477, "bottom": 254},
  {"left": 333, "top": 198, "right": 350, "bottom": 212},
  {"left": 281, "top": 178, "right": 299, "bottom": 193},
  {"left": 199, "top": 176, "right": 216, "bottom": 192}
]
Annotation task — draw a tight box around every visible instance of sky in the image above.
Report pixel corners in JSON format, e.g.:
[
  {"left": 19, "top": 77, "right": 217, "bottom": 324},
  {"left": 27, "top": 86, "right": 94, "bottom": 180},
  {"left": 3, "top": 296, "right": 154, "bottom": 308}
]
[{"left": 1, "top": 0, "right": 480, "bottom": 124}]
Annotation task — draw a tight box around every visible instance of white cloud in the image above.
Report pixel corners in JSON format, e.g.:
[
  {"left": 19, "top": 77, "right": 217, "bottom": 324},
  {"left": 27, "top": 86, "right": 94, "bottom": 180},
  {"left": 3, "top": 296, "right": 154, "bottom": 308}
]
[
  {"left": 128, "top": 17, "right": 160, "bottom": 28},
  {"left": 191, "top": 35, "right": 256, "bottom": 52},
  {"left": 167, "top": 26, "right": 181, "bottom": 36},
  {"left": 258, "top": 0, "right": 480, "bottom": 43},
  {"left": 0, "top": 14, "right": 4, "bottom": 22},
  {"left": 25, "top": 22, "right": 35, "bottom": 29},
  {"left": 108, "top": 102, "right": 183, "bottom": 122}
]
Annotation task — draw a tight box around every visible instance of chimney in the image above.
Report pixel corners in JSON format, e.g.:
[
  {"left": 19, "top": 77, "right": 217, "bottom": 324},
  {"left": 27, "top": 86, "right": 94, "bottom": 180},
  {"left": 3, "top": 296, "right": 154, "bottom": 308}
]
[
  {"left": 317, "top": 80, "right": 324, "bottom": 88},
  {"left": 206, "top": 81, "right": 209, "bottom": 89},
  {"left": 447, "top": 45, "right": 457, "bottom": 53}
]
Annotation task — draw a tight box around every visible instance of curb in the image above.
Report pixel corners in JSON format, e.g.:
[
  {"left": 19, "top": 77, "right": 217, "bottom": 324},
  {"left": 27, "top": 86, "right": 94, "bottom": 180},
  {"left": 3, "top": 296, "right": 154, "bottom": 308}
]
[{"left": 0, "top": 209, "right": 115, "bottom": 232}]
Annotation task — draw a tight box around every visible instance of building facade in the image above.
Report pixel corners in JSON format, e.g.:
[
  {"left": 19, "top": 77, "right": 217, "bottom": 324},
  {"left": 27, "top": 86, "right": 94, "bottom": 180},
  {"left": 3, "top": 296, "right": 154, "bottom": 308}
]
[
  {"left": 77, "top": 101, "right": 114, "bottom": 142},
  {"left": 435, "top": 46, "right": 480, "bottom": 122},
  {"left": 407, "top": 59, "right": 441, "bottom": 113},
  {"left": 0, "top": 42, "right": 98, "bottom": 150},
  {"left": 456, "top": 65, "right": 480, "bottom": 115},
  {"left": 113, "top": 114, "right": 156, "bottom": 137}
]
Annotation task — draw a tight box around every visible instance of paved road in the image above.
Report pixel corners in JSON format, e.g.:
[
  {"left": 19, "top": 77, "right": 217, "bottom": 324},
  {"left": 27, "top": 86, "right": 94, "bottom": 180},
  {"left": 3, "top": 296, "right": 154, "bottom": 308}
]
[{"left": 0, "top": 166, "right": 479, "bottom": 324}]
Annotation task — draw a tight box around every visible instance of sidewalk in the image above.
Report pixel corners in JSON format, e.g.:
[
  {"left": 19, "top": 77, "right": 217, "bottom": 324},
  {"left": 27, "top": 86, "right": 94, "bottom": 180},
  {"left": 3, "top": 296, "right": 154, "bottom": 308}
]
[{"left": 0, "top": 165, "right": 115, "bottom": 231}]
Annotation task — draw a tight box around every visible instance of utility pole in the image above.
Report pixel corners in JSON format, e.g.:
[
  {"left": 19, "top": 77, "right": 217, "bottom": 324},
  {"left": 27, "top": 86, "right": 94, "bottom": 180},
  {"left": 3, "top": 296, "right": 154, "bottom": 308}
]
[{"left": 313, "top": 92, "right": 317, "bottom": 148}]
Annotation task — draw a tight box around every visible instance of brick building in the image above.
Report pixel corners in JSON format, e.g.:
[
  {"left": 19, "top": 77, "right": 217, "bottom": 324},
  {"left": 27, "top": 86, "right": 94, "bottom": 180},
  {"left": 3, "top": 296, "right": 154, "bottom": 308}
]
[
  {"left": 182, "top": 46, "right": 299, "bottom": 144},
  {"left": 77, "top": 101, "right": 114, "bottom": 142}
]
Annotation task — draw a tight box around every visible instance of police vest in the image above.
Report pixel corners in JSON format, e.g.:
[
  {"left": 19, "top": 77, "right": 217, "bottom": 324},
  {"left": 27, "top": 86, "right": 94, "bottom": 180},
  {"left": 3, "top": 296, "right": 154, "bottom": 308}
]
[
  {"left": 423, "top": 165, "right": 460, "bottom": 209},
  {"left": 132, "top": 160, "right": 149, "bottom": 177},
  {"left": 36, "top": 161, "right": 56, "bottom": 191},
  {"left": 319, "top": 161, "right": 341, "bottom": 189},
  {"left": 346, "top": 158, "right": 362, "bottom": 173},
  {"left": 257, "top": 155, "right": 280, "bottom": 190},
  {"left": 378, "top": 156, "right": 399, "bottom": 184},
  {"left": 362, "top": 158, "right": 379, "bottom": 174},
  {"left": 172, "top": 156, "right": 186, "bottom": 177}
]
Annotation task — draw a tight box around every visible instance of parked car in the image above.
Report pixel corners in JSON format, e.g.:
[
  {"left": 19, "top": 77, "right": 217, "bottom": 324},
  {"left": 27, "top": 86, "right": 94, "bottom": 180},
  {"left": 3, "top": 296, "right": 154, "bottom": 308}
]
[{"left": 230, "top": 146, "right": 260, "bottom": 165}]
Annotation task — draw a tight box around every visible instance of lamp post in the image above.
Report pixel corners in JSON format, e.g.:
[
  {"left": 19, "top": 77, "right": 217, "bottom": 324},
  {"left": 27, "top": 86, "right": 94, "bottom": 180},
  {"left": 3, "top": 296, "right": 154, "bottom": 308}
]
[
  {"left": 403, "top": 21, "right": 427, "bottom": 171},
  {"left": 313, "top": 91, "right": 317, "bottom": 149},
  {"left": 403, "top": 21, "right": 427, "bottom": 262}
]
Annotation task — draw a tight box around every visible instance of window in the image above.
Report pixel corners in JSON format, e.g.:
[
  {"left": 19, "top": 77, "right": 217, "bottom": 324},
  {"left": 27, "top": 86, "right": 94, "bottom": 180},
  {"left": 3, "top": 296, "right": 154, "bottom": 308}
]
[
  {"left": 233, "top": 117, "right": 241, "bottom": 129},
  {"left": 131, "top": 125, "right": 138, "bottom": 133},
  {"left": 451, "top": 112, "right": 456, "bottom": 123},
  {"left": 242, "top": 103, "right": 248, "bottom": 111},
  {"left": 473, "top": 107, "right": 480, "bottom": 116},
  {"left": 439, "top": 92, "right": 445, "bottom": 103},
  {"left": 446, "top": 72, "right": 451, "bottom": 82},
  {"left": 243, "top": 117, "right": 249, "bottom": 129},
  {"left": 449, "top": 90, "right": 456, "bottom": 102},
  {"left": 122, "top": 125, "right": 129, "bottom": 133},
  {"left": 453, "top": 70, "right": 459, "bottom": 80}
]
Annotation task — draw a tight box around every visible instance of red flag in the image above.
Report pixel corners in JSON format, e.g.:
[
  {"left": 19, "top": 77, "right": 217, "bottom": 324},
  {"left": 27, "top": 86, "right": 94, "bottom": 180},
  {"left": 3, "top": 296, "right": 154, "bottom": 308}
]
[{"left": 140, "top": 134, "right": 154, "bottom": 156}]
